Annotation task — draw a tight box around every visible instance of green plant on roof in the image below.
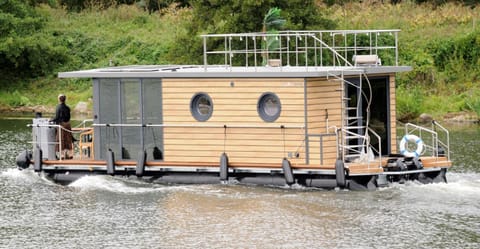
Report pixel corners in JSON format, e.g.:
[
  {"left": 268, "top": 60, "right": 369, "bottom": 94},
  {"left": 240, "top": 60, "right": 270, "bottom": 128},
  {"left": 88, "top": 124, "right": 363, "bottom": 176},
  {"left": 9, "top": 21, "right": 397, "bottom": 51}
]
[{"left": 262, "top": 7, "right": 286, "bottom": 66}]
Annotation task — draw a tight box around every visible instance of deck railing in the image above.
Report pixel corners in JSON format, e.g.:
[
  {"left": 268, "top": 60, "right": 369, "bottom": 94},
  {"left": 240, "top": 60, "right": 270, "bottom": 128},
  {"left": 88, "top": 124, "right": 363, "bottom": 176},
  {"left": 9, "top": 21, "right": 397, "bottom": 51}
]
[
  {"left": 305, "top": 133, "right": 338, "bottom": 165},
  {"left": 93, "top": 123, "right": 307, "bottom": 162},
  {"left": 29, "top": 120, "right": 95, "bottom": 161},
  {"left": 201, "top": 30, "right": 400, "bottom": 70},
  {"left": 339, "top": 126, "right": 383, "bottom": 168},
  {"left": 404, "top": 122, "right": 450, "bottom": 160},
  {"left": 92, "top": 123, "right": 305, "bottom": 129},
  {"left": 74, "top": 119, "right": 94, "bottom": 129}
]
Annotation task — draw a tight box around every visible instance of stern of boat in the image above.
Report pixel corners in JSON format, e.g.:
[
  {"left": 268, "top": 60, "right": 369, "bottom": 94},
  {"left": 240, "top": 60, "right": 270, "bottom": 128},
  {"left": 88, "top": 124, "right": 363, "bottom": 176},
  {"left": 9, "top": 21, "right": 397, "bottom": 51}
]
[{"left": 340, "top": 121, "right": 452, "bottom": 189}]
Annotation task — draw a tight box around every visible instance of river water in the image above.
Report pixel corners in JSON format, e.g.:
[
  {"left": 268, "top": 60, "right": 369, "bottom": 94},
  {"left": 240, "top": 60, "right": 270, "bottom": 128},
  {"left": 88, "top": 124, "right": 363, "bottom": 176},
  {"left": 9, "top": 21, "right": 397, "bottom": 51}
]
[{"left": 0, "top": 118, "right": 479, "bottom": 248}]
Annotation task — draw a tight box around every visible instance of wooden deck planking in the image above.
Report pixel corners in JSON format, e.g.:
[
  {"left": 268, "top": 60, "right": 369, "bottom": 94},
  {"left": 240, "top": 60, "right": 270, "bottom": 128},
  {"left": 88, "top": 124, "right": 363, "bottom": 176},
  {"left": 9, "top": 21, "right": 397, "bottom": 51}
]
[{"left": 421, "top": 157, "right": 452, "bottom": 168}]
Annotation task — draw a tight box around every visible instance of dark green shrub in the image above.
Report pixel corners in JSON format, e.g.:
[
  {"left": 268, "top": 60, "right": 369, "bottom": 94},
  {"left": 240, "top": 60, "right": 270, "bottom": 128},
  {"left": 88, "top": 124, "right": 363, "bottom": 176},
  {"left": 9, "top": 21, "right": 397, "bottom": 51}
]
[
  {"left": 59, "top": 0, "right": 190, "bottom": 12},
  {"left": 0, "top": 0, "right": 68, "bottom": 80},
  {"left": 430, "top": 30, "right": 480, "bottom": 72},
  {"left": 396, "top": 85, "right": 425, "bottom": 121},
  {"left": 169, "top": 0, "right": 336, "bottom": 64}
]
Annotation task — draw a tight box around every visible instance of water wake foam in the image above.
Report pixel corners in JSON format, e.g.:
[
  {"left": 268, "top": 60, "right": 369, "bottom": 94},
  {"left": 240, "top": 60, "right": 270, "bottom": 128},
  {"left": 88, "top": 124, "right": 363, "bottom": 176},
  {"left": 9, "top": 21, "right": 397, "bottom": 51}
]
[
  {"left": 65, "top": 172, "right": 480, "bottom": 195},
  {"left": 0, "top": 168, "right": 54, "bottom": 185},
  {"left": 384, "top": 172, "right": 480, "bottom": 197},
  {"left": 1, "top": 168, "right": 30, "bottom": 179},
  {"left": 421, "top": 172, "right": 480, "bottom": 196},
  {"left": 69, "top": 175, "right": 191, "bottom": 194}
]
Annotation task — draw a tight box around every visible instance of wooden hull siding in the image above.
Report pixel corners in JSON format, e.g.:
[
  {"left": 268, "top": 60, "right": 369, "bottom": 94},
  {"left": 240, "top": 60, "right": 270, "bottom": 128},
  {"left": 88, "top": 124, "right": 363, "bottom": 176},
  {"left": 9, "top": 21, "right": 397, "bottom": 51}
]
[
  {"left": 161, "top": 75, "right": 396, "bottom": 166},
  {"left": 162, "top": 78, "right": 307, "bottom": 165},
  {"left": 306, "top": 78, "right": 342, "bottom": 166},
  {"left": 389, "top": 74, "right": 397, "bottom": 154}
]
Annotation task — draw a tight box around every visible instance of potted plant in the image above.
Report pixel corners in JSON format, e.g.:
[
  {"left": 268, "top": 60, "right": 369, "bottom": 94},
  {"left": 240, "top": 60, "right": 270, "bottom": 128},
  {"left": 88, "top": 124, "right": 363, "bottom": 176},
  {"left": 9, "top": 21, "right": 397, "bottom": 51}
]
[{"left": 262, "top": 7, "right": 285, "bottom": 66}]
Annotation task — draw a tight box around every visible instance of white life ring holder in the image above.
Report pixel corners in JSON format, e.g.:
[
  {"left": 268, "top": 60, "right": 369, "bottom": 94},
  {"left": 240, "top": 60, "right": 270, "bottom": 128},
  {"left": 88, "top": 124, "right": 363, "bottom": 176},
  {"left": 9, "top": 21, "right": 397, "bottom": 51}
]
[{"left": 399, "top": 134, "right": 424, "bottom": 157}]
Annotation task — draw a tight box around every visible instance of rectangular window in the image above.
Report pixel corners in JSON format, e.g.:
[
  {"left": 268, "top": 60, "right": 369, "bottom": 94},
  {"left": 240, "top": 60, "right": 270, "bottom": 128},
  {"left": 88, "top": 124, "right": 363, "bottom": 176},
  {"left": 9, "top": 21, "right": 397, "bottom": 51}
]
[
  {"left": 96, "top": 79, "right": 121, "bottom": 159},
  {"left": 94, "top": 78, "right": 163, "bottom": 161},
  {"left": 120, "top": 79, "right": 142, "bottom": 160},
  {"left": 142, "top": 79, "right": 163, "bottom": 161}
]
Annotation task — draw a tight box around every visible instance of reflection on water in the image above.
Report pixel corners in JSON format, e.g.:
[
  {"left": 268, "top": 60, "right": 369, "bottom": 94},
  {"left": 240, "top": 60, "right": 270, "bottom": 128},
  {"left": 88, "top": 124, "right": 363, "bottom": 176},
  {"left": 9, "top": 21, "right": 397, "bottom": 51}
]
[
  {"left": 447, "top": 124, "right": 480, "bottom": 173},
  {"left": 1, "top": 118, "right": 479, "bottom": 248}
]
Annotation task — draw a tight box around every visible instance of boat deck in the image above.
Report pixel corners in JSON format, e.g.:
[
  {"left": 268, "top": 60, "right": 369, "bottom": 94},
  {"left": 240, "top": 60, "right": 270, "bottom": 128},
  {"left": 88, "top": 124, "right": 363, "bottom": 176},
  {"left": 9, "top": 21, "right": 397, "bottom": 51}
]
[{"left": 40, "top": 156, "right": 452, "bottom": 176}]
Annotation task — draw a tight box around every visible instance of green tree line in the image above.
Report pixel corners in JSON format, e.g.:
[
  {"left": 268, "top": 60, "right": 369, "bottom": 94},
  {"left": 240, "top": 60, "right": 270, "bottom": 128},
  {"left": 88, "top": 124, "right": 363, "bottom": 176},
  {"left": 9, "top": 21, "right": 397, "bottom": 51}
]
[
  {"left": 47, "top": 0, "right": 480, "bottom": 11},
  {"left": 0, "top": 0, "right": 67, "bottom": 78},
  {"left": 1, "top": 0, "right": 479, "bottom": 120}
]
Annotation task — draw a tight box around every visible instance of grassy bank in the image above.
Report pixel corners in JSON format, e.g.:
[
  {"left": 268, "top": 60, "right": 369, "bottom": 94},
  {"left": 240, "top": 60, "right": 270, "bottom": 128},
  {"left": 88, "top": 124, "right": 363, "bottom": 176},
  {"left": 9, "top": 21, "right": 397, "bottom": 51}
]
[
  {"left": 330, "top": 1, "right": 480, "bottom": 121},
  {"left": 1, "top": 1, "right": 479, "bottom": 121},
  {"left": 0, "top": 4, "right": 191, "bottom": 114}
]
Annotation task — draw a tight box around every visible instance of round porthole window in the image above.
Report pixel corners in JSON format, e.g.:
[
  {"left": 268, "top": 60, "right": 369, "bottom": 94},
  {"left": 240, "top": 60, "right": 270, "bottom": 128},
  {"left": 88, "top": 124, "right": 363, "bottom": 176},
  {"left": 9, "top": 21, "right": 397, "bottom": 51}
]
[
  {"left": 257, "top": 92, "right": 281, "bottom": 122},
  {"left": 190, "top": 93, "right": 213, "bottom": 122}
]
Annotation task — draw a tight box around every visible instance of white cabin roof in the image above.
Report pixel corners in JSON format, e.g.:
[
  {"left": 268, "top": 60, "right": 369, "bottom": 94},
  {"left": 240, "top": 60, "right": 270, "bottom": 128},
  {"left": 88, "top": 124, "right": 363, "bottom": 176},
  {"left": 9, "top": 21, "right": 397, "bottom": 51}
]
[{"left": 59, "top": 65, "right": 411, "bottom": 79}]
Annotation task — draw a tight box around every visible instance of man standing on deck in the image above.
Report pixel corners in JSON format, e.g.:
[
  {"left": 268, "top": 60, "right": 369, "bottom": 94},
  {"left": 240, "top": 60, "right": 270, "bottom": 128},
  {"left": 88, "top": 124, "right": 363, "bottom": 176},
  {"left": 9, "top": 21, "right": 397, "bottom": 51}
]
[{"left": 51, "top": 94, "right": 73, "bottom": 159}]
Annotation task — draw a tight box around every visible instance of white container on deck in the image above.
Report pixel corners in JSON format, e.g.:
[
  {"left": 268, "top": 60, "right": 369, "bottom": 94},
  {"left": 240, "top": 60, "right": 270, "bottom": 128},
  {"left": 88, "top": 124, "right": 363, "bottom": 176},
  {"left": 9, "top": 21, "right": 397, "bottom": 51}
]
[{"left": 32, "top": 118, "right": 56, "bottom": 160}]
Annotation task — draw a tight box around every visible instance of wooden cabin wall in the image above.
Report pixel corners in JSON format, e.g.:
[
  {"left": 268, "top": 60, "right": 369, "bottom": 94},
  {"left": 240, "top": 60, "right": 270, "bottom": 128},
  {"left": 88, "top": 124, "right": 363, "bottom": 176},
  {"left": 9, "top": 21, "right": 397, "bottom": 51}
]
[
  {"left": 162, "top": 78, "right": 307, "bottom": 165},
  {"left": 305, "top": 78, "right": 342, "bottom": 166},
  {"left": 389, "top": 74, "right": 397, "bottom": 154}
]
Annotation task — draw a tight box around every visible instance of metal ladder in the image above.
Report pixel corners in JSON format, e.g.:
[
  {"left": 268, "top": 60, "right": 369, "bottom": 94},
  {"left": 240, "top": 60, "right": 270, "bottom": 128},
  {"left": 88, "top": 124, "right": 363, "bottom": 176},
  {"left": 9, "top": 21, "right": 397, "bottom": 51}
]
[
  {"left": 343, "top": 72, "right": 368, "bottom": 161},
  {"left": 310, "top": 32, "right": 375, "bottom": 163},
  {"left": 328, "top": 70, "right": 371, "bottom": 162}
]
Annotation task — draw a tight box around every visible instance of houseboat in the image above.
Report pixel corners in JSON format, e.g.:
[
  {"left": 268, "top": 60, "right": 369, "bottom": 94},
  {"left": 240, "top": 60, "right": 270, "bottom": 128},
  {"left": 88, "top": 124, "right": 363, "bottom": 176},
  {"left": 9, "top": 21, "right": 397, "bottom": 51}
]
[{"left": 16, "top": 30, "right": 452, "bottom": 190}]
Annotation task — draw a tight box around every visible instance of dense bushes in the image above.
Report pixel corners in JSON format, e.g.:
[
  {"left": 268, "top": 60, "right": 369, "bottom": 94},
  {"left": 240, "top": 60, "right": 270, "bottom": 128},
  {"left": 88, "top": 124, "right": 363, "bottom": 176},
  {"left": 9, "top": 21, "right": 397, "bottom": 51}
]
[
  {"left": 323, "top": 0, "right": 480, "bottom": 6},
  {"left": 58, "top": 0, "right": 189, "bottom": 12},
  {"left": 396, "top": 85, "right": 425, "bottom": 121},
  {"left": 0, "top": 1, "right": 479, "bottom": 120},
  {"left": 395, "top": 29, "right": 480, "bottom": 119},
  {"left": 332, "top": 1, "right": 480, "bottom": 121},
  {"left": 0, "top": 0, "right": 67, "bottom": 82},
  {"left": 0, "top": 34, "right": 68, "bottom": 77},
  {"left": 430, "top": 30, "right": 480, "bottom": 80},
  {"left": 48, "top": 5, "right": 181, "bottom": 68},
  {"left": 170, "top": 0, "right": 336, "bottom": 64}
]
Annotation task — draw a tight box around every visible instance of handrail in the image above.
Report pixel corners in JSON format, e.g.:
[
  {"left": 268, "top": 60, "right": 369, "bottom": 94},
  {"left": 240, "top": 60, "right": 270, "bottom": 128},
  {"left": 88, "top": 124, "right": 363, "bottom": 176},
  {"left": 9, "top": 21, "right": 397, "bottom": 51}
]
[
  {"left": 338, "top": 126, "right": 382, "bottom": 168},
  {"left": 201, "top": 29, "right": 400, "bottom": 69},
  {"left": 29, "top": 123, "right": 92, "bottom": 161},
  {"left": 404, "top": 122, "right": 450, "bottom": 160},
  {"left": 432, "top": 121, "right": 450, "bottom": 160},
  {"left": 33, "top": 122, "right": 305, "bottom": 130},
  {"left": 74, "top": 119, "right": 94, "bottom": 129},
  {"left": 92, "top": 123, "right": 305, "bottom": 129},
  {"left": 306, "top": 133, "right": 337, "bottom": 165},
  {"left": 367, "top": 127, "right": 382, "bottom": 168},
  {"left": 308, "top": 34, "right": 353, "bottom": 67},
  {"left": 28, "top": 123, "right": 87, "bottom": 134},
  {"left": 405, "top": 123, "right": 436, "bottom": 157},
  {"left": 201, "top": 30, "right": 402, "bottom": 38}
]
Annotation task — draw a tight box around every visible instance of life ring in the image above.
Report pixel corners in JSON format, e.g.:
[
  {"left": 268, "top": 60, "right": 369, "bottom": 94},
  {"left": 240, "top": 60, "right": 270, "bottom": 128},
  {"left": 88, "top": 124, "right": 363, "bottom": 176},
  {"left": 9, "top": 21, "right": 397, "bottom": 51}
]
[{"left": 399, "top": 134, "right": 424, "bottom": 157}]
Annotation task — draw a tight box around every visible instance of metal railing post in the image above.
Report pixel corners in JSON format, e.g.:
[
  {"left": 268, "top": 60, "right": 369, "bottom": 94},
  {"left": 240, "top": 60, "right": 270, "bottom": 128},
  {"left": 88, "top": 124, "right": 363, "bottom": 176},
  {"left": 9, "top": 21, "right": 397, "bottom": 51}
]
[
  {"left": 203, "top": 36, "right": 207, "bottom": 71},
  {"left": 395, "top": 32, "right": 399, "bottom": 66}
]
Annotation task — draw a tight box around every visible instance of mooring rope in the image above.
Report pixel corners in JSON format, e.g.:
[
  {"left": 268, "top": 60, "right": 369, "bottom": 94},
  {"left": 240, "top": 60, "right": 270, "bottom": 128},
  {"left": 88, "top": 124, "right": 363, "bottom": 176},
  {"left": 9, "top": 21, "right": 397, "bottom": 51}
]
[
  {"left": 223, "top": 125, "right": 227, "bottom": 154},
  {"left": 281, "top": 125, "right": 286, "bottom": 157}
]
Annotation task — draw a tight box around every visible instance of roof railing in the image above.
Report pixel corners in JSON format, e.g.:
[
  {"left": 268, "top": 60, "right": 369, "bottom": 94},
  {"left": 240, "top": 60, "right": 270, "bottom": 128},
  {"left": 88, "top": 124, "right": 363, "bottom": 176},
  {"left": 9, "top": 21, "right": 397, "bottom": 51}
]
[{"left": 201, "top": 30, "right": 400, "bottom": 70}]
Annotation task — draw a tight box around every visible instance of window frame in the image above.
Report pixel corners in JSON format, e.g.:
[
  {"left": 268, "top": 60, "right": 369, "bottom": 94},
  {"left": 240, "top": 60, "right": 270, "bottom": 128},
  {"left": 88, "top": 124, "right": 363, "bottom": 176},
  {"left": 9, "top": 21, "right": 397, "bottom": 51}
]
[
  {"left": 190, "top": 92, "right": 213, "bottom": 122},
  {"left": 257, "top": 92, "right": 281, "bottom": 122}
]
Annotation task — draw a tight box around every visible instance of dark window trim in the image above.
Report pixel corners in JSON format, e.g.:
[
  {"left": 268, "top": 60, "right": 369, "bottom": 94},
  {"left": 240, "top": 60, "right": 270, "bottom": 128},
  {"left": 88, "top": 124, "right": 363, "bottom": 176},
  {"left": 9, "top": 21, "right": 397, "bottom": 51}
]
[
  {"left": 190, "top": 92, "right": 213, "bottom": 122},
  {"left": 257, "top": 92, "right": 281, "bottom": 122}
]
